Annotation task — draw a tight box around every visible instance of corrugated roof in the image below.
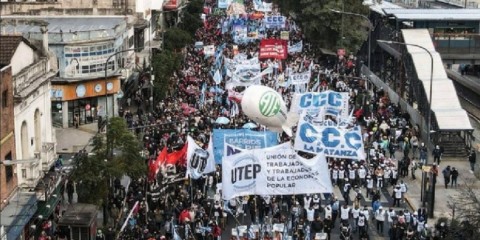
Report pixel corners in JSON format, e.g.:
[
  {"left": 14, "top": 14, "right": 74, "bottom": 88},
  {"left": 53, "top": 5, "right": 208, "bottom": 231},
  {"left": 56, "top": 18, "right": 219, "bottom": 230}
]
[
  {"left": 383, "top": 8, "right": 480, "bottom": 21},
  {"left": 402, "top": 29, "right": 473, "bottom": 131}
]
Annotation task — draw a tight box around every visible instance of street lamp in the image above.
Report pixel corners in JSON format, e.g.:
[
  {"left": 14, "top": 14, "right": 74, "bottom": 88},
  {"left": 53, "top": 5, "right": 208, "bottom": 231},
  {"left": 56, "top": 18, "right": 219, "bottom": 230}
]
[
  {"left": 377, "top": 39, "right": 435, "bottom": 218},
  {"left": 330, "top": 9, "right": 373, "bottom": 69}
]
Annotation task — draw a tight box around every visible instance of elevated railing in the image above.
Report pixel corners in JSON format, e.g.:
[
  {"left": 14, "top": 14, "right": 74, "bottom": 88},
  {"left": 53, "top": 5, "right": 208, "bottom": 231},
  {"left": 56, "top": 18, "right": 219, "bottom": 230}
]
[{"left": 432, "top": 33, "right": 480, "bottom": 55}]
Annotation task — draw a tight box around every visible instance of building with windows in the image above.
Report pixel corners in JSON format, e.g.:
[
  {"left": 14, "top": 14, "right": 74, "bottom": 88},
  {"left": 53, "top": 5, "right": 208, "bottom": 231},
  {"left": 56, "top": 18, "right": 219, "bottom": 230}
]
[
  {"left": 0, "top": 35, "right": 50, "bottom": 240},
  {"left": 1, "top": 16, "right": 135, "bottom": 128}
]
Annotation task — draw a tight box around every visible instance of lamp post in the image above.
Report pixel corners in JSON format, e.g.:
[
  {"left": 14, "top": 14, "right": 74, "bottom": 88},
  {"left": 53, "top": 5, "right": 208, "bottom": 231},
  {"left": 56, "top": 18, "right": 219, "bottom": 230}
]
[
  {"left": 330, "top": 9, "right": 373, "bottom": 69},
  {"left": 377, "top": 39, "right": 435, "bottom": 217}
]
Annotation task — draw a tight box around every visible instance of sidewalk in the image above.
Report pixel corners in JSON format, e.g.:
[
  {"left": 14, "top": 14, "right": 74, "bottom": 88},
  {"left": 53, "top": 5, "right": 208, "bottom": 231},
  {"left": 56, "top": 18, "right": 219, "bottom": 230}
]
[
  {"left": 55, "top": 123, "right": 98, "bottom": 154},
  {"left": 403, "top": 156, "right": 480, "bottom": 224}
]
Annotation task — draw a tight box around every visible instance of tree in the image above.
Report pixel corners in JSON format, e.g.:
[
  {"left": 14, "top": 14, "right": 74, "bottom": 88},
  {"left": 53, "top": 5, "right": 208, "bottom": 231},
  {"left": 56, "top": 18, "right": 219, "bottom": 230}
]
[
  {"left": 72, "top": 117, "right": 146, "bottom": 204},
  {"left": 163, "top": 27, "right": 193, "bottom": 51},
  {"left": 151, "top": 50, "right": 183, "bottom": 100},
  {"left": 178, "top": 12, "right": 203, "bottom": 37},
  {"left": 444, "top": 179, "right": 480, "bottom": 239},
  {"left": 273, "top": 0, "right": 369, "bottom": 53}
]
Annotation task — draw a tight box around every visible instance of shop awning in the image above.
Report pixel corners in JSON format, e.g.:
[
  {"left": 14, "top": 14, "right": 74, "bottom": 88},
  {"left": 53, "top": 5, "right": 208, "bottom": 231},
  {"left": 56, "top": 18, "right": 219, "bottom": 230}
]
[
  {"left": 0, "top": 192, "right": 37, "bottom": 240},
  {"left": 35, "top": 192, "right": 61, "bottom": 219}
]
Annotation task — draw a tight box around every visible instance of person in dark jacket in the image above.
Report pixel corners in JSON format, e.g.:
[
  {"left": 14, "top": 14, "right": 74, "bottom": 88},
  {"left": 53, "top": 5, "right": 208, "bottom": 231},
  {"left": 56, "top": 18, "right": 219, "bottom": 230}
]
[
  {"left": 310, "top": 216, "right": 324, "bottom": 238},
  {"left": 451, "top": 167, "right": 459, "bottom": 188}
]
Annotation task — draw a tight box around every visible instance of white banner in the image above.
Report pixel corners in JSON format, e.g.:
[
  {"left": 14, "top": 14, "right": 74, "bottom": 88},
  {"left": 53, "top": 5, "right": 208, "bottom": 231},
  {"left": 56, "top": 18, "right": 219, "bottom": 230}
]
[
  {"left": 264, "top": 16, "right": 286, "bottom": 29},
  {"left": 289, "top": 70, "right": 311, "bottom": 85},
  {"left": 253, "top": 0, "right": 273, "bottom": 12},
  {"left": 294, "top": 117, "right": 365, "bottom": 160},
  {"left": 204, "top": 45, "right": 215, "bottom": 57},
  {"left": 186, "top": 136, "right": 216, "bottom": 179},
  {"left": 289, "top": 91, "right": 350, "bottom": 119},
  {"left": 222, "top": 144, "right": 333, "bottom": 200},
  {"left": 228, "top": 66, "right": 273, "bottom": 87},
  {"left": 288, "top": 41, "right": 303, "bottom": 54}
]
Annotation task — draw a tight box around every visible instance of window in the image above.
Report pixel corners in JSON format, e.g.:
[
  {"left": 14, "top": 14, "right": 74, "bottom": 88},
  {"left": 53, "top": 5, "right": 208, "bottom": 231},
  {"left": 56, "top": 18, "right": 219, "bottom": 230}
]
[
  {"left": 2, "top": 89, "right": 7, "bottom": 108},
  {"left": 22, "top": 169, "right": 27, "bottom": 178},
  {"left": 5, "top": 152, "right": 13, "bottom": 182}
]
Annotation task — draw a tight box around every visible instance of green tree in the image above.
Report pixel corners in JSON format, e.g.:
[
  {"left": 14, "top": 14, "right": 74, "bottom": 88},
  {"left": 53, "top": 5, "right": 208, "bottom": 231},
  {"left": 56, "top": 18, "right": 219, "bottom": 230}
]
[
  {"left": 273, "top": 0, "right": 369, "bottom": 53},
  {"left": 178, "top": 12, "right": 203, "bottom": 37},
  {"left": 72, "top": 117, "right": 145, "bottom": 205},
  {"left": 163, "top": 27, "right": 193, "bottom": 51},
  {"left": 152, "top": 50, "right": 183, "bottom": 100}
]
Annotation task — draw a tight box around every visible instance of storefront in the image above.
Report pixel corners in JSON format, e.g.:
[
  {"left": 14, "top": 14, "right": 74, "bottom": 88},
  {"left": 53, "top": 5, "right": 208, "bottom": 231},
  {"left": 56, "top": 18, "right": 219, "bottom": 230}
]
[{"left": 51, "top": 76, "right": 122, "bottom": 128}]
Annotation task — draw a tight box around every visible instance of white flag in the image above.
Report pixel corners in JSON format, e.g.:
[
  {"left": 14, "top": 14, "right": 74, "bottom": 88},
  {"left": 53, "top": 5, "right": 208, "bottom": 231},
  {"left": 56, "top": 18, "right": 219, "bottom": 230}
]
[
  {"left": 213, "top": 69, "right": 222, "bottom": 85},
  {"left": 186, "top": 136, "right": 216, "bottom": 179}
]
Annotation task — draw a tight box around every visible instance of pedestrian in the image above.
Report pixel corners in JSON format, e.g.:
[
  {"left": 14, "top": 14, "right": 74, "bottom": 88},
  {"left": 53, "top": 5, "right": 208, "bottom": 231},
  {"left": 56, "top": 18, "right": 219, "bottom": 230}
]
[
  {"left": 442, "top": 165, "right": 451, "bottom": 188},
  {"left": 393, "top": 185, "right": 402, "bottom": 207},
  {"left": 419, "top": 143, "right": 428, "bottom": 166},
  {"left": 375, "top": 206, "right": 386, "bottom": 234},
  {"left": 451, "top": 167, "right": 459, "bottom": 188},
  {"left": 468, "top": 148, "right": 476, "bottom": 172},
  {"left": 399, "top": 180, "right": 408, "bottom": 203},
  {"left": 410, "top": 158, "right": 418, "bottom": 180},
  {"left": 433, "top": 145, "right": 443, "bottom": 165}
]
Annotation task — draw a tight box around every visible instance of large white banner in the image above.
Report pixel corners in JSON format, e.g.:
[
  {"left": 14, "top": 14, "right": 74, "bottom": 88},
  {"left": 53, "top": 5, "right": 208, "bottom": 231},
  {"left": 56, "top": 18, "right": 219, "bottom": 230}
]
[
  {"left": 222, "top": 144, "right": 333, "bottom": 200},
  {"left": 289, "top": 91, "right": 350, "bottom": 119},
  {"left": 289, "top": 70, "right": 311, "bottom": 85},
  {"left": 294, "top": 116, "right": 366, "bottom": 160}
]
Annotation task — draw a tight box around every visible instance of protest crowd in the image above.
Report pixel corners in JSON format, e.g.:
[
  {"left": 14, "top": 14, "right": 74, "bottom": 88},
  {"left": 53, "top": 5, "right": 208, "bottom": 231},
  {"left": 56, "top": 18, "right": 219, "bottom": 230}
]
[{"left": 106, "top": 1, "right": 454, "bottom": 240}]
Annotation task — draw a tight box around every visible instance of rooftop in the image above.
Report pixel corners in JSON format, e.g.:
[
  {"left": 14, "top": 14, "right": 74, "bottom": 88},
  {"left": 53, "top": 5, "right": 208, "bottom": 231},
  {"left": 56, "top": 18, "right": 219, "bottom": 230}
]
[
  {"left": 57, "top": 203, "right": 97, "bottom": 226},
  {"left": 0, "top": 16, "right": 126, "bottom": 33},
  {"left": 0, "top": 35, "right": 37, "bottom": 66},
  {"left": 382, "top": 8, "right": 480, "bottom": 21}
]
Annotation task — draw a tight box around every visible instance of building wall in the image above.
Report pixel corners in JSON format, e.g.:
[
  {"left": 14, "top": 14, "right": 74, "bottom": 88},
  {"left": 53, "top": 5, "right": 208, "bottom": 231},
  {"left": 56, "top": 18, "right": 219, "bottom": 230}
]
[
  {"left": 10, "top": 42, "right": 36, "bottom": 76},
  {"left": 13, "top": 82, "right": 53, "bottom": 189},
  {"left": 0, "top": 66, "right": 18, "bottom": 208}
]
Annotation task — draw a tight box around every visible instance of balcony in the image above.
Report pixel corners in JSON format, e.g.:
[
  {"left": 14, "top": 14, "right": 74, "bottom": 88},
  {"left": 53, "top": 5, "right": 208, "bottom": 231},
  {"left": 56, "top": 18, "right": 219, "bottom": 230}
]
[{"left": 13, "top": 58, "right": 55, "bottom": 101}]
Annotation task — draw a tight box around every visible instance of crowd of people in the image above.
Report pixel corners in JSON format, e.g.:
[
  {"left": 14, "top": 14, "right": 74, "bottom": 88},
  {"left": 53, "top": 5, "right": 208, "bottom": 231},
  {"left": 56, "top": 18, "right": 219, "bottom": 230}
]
[{"left": 107, "top": 1, "right": 455, "bottom": 240}]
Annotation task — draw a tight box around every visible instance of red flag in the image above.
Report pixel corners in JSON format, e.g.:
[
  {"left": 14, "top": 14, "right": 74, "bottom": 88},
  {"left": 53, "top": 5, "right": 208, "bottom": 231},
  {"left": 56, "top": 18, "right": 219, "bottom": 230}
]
[
  {"left": 166, "top": 143, "right": 188, "bottom": 166},
  {"left": 148, "top": 147, "right": 168, "bottom": 182}
]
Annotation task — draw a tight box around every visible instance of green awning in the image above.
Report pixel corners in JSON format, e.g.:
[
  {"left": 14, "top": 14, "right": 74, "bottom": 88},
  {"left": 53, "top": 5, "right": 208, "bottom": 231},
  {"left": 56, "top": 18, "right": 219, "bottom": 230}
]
[{"left": 35, "top": 190, "right": 60, "bottom": 219}]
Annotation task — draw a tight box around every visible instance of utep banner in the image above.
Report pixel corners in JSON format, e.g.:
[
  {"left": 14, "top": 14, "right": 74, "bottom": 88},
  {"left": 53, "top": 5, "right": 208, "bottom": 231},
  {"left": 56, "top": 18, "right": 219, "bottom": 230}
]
[
  {"left": 294, "top": 118, "right": 366, "bottom": 160},
  {"left": 213, "top": 129, "right": 278, "bottom": 164},
  {"left": 222, "top": 144, "right": 333, "bottom": 200},
  {"left": 264, "top": 16, "right": 286, "bottom": 29},
  {"left": 259, "top": 39, "right": 288, "bottom": 59},
  {"left": 253, "top": 0, "right": 273, "bottom": 12},
  {"left": 290, "top": 91, "right": 350, "bottom": 119}
]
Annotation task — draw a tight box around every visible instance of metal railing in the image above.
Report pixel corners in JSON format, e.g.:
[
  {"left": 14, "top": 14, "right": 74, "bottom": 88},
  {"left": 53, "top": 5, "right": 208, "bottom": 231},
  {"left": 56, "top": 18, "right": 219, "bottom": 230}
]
[{"left": 432, "top": 33, "right": 480, "bottom": 55}]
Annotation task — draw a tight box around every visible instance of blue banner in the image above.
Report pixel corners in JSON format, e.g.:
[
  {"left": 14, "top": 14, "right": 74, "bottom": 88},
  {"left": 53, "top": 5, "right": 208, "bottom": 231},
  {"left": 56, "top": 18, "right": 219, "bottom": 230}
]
[{"left": 213, "top": 129, "right": 278, "bottom": 164}]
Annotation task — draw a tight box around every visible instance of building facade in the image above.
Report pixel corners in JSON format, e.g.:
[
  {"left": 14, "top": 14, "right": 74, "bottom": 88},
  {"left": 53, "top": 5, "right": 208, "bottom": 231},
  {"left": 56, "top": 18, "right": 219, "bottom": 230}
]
[
  {"left": 1, "top": 16, "right": 135, "bottom": 128},
  {"left": 0, "top": 38, "right": 42, "bottom": 240}
]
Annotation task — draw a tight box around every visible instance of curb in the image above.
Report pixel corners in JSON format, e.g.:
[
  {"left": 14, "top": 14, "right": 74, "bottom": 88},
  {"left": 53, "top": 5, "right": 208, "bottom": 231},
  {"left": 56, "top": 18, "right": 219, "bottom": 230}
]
[{"left": 404, "top": 195, "right": 417, "bottom": 212}]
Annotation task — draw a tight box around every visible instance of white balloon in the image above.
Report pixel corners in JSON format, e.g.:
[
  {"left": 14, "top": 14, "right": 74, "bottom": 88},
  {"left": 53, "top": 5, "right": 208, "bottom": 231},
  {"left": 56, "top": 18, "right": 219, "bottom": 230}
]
[{"left": 241, "top": 85, "right": 292, "bottom": 136}]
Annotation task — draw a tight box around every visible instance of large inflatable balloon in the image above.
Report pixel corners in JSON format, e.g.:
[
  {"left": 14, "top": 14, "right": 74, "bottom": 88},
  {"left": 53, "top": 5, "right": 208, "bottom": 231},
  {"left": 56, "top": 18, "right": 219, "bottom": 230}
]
[{"left": 241, "top": 85, "right": 292, "bottom": 136}]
